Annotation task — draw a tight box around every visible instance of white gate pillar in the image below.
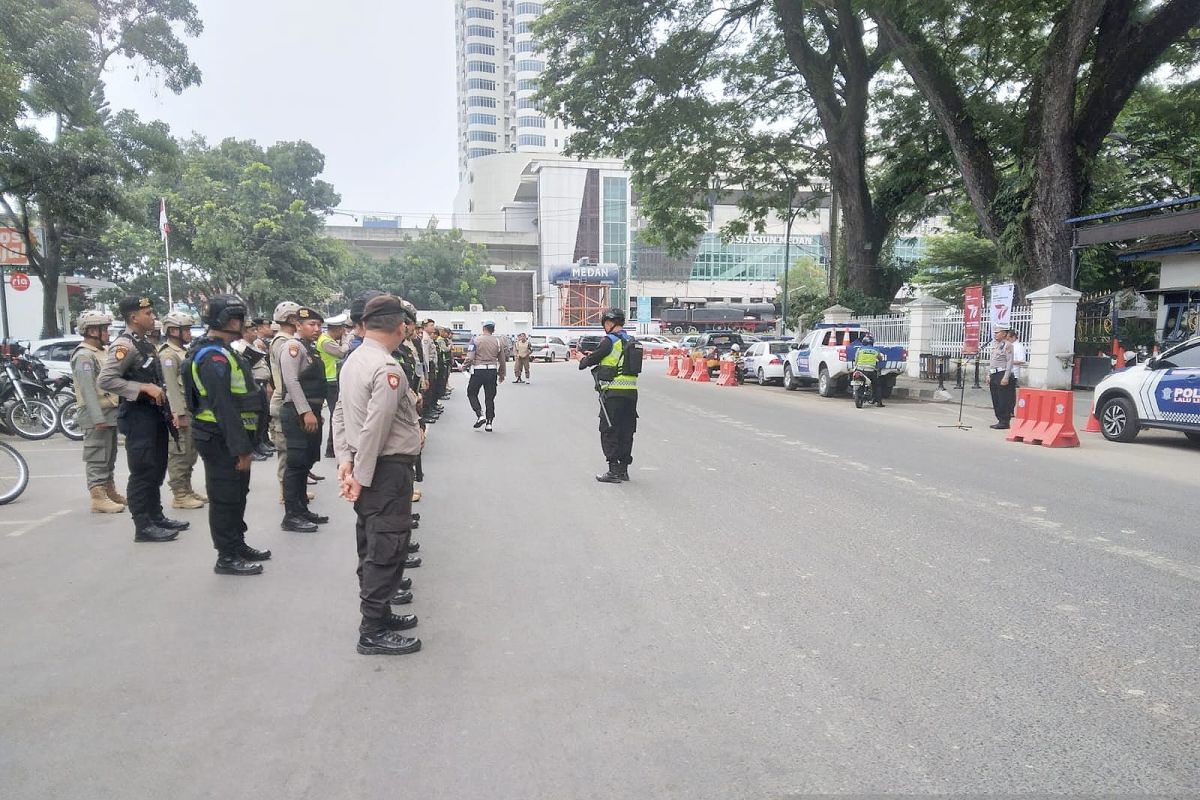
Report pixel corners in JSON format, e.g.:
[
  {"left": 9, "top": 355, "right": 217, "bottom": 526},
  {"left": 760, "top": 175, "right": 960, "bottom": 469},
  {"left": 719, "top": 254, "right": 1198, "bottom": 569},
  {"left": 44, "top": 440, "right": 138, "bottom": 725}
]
[
  {"left": 1026, "top": 283, "right": 1081, "bottom": 390},
  {"left": 904, "top": 296, "right": 948, "bottom": 378}
]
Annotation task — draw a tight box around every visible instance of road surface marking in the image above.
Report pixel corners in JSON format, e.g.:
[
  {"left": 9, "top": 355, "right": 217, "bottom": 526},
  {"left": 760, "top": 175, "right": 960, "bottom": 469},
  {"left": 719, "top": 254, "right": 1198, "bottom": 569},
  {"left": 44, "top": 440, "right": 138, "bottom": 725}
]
[{"left": 6, "top": 509, "right": 71, "bottom": 538}]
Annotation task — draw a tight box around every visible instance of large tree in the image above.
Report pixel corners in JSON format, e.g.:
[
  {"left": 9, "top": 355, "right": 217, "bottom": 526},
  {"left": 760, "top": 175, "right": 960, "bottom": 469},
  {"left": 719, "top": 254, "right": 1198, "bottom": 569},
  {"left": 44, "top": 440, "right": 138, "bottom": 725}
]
[
  {"left": 388, "top": 225, "right": 494, "bottom": 311},
  {"left": 535, "top": 0, "right": 948, "bottom": 298},
  {"left": 0, "top": 0, "right": 201, "bottom": 335},
  {"left": 870, "top": 0, "right": 1200, "bottom": 291}
]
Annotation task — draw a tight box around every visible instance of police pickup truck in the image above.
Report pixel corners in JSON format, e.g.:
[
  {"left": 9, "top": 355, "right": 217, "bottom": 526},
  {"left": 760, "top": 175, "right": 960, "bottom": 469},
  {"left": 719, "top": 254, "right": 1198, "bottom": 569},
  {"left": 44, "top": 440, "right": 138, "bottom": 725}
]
[
  {"left": 782, "top": 325, "right": 908, "bottom": 398},
  {"left": 1092, "top": 335, "right": 1200, "bottom": 444}
]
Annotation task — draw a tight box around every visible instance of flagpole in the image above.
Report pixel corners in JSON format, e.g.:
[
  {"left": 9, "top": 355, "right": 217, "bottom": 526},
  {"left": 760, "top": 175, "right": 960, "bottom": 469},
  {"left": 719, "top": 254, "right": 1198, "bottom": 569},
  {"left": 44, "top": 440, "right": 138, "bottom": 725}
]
[
  {"left": 160, "top": 197, "right": 173, "bottom": 309},
  {"left": 164, "top": 233, "right": 172, "bottom": 309}
]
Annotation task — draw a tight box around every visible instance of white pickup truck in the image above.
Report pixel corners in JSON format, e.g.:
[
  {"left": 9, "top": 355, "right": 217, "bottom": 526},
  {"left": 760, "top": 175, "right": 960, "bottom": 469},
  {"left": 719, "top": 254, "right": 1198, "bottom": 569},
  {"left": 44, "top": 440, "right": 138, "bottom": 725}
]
[{"left": 781, "top": 325, "right": 908, "bottom": 397}]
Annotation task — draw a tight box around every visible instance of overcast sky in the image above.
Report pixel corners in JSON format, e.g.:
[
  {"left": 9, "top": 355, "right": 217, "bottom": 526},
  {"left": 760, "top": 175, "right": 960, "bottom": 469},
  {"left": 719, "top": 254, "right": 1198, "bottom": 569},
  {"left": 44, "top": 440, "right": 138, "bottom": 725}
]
[{"left": 103, "top": 0, "right": 458, "bottom": 224}]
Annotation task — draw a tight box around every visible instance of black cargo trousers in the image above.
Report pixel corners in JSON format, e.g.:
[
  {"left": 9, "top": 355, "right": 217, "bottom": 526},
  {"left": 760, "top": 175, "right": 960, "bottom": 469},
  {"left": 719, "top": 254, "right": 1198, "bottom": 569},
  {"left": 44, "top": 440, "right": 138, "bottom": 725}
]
[
  {"left": 599, "top": 390, "right": 638, "bottom": 467},
  {"left": 354, "top": 456, "right": 416, "bottom": 633}
]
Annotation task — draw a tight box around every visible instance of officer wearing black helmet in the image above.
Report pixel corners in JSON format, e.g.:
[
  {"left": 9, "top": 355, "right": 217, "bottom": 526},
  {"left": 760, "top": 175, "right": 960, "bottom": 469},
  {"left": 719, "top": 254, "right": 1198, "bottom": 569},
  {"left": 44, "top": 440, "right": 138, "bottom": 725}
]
[
  {"left": 183, "top": 295, "right": 271, "bottom": 575},
  {"left": 578, "top": 308, "right": 641, "bottom": 483}
]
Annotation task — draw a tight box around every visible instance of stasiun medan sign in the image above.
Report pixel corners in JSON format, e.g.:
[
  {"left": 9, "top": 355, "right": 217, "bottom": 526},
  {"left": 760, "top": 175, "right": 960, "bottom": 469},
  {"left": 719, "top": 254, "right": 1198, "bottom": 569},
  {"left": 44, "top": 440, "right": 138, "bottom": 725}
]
[{"left": 549, "top": 265, "right": 620, "bottom": 285}]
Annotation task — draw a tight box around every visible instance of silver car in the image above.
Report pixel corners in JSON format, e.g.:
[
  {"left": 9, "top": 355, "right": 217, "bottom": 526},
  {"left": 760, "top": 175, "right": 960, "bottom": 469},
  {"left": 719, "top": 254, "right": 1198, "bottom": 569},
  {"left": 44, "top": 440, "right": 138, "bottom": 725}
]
[{"left": 529, "top": 335, "right": 570, "bottom": 362}]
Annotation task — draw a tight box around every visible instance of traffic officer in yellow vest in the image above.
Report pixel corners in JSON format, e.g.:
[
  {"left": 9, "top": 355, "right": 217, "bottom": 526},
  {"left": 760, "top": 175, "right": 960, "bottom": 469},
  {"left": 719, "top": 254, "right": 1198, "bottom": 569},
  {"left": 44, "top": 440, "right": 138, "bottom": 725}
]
[
  {"left": 183, "top": 295, "right": 271, "bottom": 575},
  {"left": 279, "top": 306, "right": 329, "bottom": 532},
  {"left": 317, "top": 312, "right": 349, "bottom": 458},
  {"left": 159, "top": 311, "right": 207, "bottom": 509},
  {"left": 71, "top": 309, "right": 125, "bottom": 513},
  {"left": 578, "top": 308, "right": 641, "bottom": 483},
  {"left": 98, "top": 296, "right": 189, "bottom": 542}
]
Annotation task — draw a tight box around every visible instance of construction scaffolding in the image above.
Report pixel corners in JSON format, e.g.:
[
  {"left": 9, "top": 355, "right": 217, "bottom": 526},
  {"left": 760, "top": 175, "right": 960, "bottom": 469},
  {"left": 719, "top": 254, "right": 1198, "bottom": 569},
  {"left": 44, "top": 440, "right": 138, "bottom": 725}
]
[{"left": 559, "top": 282, "right": 609, "bottom": 326}]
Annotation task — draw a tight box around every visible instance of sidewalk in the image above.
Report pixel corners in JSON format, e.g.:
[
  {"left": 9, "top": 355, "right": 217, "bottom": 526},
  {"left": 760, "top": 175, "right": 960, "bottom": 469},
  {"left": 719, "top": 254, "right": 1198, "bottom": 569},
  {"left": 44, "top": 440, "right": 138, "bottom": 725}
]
[{"left": 892, "top": 374, "right": 1096, "bottom": 426}]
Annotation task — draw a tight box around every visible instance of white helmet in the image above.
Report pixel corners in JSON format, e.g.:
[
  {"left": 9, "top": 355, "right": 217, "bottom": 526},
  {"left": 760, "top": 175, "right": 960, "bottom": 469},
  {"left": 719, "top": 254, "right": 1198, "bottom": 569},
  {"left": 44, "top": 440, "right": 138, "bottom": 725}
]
[
  {"left": 325, "top": 312, "right": 350, "bottom": 327},
  {"left": 731, "top": 343, "right": 741, "bottom": 352},
  {"left": 273, "top": 301, "right": 301, "bottom": 323},
  {"left": 160, "top": 311, "right": 193, "bottom": 333},
  {"left": 76, "top": 309, "right": 113, "bottom": 332}
]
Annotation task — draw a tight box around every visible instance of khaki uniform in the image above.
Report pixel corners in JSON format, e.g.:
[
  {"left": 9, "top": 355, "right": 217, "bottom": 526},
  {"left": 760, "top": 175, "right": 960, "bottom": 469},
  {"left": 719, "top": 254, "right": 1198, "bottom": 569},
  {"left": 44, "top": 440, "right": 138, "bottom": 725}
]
[
  {"left": 268, "top": 332, "right": 294, "bottom": 484},
  {"left": 465, "top": 332, "right": 507, "bottom": 422},
  {"left": 332, "top": 336, "right": 422, "bottom": 629},
  {"left": 514, "top": 337, "right": 532, "bottom": 380},
  {"left": 159, "top": 339, "right": 199, "bottom": 497},
  {"left": 71, "top": 341, "right": 120, "bottom": 489}
]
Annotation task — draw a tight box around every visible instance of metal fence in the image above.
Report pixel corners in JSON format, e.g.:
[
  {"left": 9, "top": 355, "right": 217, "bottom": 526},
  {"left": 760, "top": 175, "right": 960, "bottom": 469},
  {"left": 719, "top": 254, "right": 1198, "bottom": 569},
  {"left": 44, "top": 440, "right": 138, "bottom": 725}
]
[
  {"left": 847, "top": 313, "right": 910, "bottom": 346},
  {"left": 929, "top": 305, "right": 1032, "bottom": 358}
]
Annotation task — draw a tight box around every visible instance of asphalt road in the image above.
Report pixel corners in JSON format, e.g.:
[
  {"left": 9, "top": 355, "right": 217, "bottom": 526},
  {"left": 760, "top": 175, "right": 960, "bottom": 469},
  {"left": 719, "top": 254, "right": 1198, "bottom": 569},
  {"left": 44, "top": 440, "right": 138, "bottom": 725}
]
[{"left": 1, "top": 361, "right": 1197, "bottom": 798}]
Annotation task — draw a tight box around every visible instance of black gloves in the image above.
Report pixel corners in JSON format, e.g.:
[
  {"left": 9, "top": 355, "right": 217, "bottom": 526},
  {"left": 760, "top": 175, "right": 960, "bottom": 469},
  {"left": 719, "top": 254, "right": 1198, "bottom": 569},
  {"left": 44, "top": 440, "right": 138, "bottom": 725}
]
[{"left": 578, "top": 360, "right": 587, "bottom": 370}]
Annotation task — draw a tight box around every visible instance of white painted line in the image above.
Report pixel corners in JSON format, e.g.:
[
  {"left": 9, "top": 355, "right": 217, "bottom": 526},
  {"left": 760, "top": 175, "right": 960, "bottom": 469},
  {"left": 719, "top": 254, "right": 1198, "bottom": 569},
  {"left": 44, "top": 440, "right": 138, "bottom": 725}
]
[
  {"left": 31, "top": 473, "right": 86, "bottom": 479},
  {"left": 6, "top": 509, "right": 71, "bottom": 538}
]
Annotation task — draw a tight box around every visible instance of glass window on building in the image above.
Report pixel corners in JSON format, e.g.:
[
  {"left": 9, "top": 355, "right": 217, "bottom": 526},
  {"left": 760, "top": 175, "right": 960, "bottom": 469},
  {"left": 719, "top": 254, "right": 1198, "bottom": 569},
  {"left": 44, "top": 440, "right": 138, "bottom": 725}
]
[
  {"left": 516, "top": 59, "right": 545, "bottom": 72},
  {"left": 467, "top": 60, "right": 497, "bottom": 74},
  {"left": 467, "top": 112, "right": 497, "bottom": 125},
  {"left": 468, "top": 147, "right": 498, "bottom": 159},
  {"left": 467, "top": 95, "right": 498, "bottom": 108},
  {"left": 466, "top": 24, "right": 495, "bottom": 38},
  {"left": 516, "top": 98, "right": 540, "bottom": 110},
  {"left": 602, "top": 176, "right": 629, "bottom": 267},
  {"left": 517, "top": 115, "right": 546, "bottom": 128},
  {"left": 515, "top": 21, "right": 534, "bottom": 34},
  {"left": 515, "top": 2, "right": 544, "bottom": 15},
  {"left": 465, "top": 7, "right": 495, "bottom": 19},
  {"left": 517, "top": 79, "right": 539, "bottom": 91},
  {"left": 516, "top": 40, "right": 536, "bottom": 53},
  {"left": 469, "top": 130, "right": 498, "bottom": 142},
  {"left": 467, "top": 77, "right": 497, "bottom": 91},
  {"left": 466, "top": 42, "right": 496, "bottom": 56},
  {"left": 517, "top": 134, "right": 546, "bottom": 147}
]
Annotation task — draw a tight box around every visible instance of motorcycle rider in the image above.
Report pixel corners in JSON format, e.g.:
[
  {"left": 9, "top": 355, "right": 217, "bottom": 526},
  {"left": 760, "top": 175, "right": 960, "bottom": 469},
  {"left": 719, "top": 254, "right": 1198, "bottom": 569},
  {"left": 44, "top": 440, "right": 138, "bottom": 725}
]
[{"left": 852, "top": 333, "right": 885, "bottom": 407}]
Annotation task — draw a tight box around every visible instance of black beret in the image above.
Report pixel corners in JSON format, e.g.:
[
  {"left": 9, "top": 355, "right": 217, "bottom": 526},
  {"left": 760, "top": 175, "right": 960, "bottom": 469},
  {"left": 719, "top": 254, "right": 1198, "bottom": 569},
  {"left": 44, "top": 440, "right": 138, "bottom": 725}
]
[
  {"left": 361, "top": 295, "right": 406, "bottom": 321},
  {"left": 350, "top": 290, "right": 386, "bottom": 322},
  {"left": 296, "top": 306, "right": 324, "bottom": 322},
  {"left": 118, "top": 296, "right": 154, "bottom": 316}
]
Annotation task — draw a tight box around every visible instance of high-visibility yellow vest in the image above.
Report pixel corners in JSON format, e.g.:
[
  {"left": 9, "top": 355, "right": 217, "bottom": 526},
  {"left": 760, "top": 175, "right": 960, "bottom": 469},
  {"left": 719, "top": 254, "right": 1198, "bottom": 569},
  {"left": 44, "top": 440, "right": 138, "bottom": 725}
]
[
  {"left": 316, "top": 332, "right": 339, "bottom": 382},
  {"left": 190, "top": 345, "right": 259, "bottom": 430},
  {"left": 853, "top": 345, "right": 883, "bottom": 369},
  {"left": 600, "top": 335, "right": 638, "bottom": 391}
]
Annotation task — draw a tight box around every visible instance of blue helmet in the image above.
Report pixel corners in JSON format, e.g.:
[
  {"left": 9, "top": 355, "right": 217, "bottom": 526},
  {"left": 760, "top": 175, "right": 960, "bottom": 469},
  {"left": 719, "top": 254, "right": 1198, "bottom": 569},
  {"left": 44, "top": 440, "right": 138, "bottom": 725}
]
[{"left": 861, "top": 332, "right": 874, "bottom": 346}]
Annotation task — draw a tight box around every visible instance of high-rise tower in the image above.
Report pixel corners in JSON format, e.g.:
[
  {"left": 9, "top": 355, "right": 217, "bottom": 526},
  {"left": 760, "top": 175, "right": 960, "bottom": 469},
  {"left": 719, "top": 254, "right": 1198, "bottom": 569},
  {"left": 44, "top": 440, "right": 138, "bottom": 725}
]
[{"left": 454, "top": 0, "right": 565, "bottom": 182}]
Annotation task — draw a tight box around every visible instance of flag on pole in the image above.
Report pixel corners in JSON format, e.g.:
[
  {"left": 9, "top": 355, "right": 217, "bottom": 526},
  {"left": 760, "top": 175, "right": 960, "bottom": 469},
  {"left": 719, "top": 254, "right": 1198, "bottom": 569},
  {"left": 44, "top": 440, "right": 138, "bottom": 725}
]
[{"left": 159, "top": 198, "right": 171, "bottom": 241}]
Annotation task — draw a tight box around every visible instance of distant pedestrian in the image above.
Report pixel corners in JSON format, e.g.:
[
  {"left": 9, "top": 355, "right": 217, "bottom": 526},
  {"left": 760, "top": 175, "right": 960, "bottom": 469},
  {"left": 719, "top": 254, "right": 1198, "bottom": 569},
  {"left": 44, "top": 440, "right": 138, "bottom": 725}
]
[
  {"left": 1007, "top": 329, "right": 1027, "bottom": 385},
  {"left": 333, "top": 294, "right": 423, "bottom": 656},
  {"left": 513, "top": 332, "right": 532, "bottom": 383},
  {"left": 464, "top": 321, "right": 506, "bottom": 431},
  {"left": 988, "top": 327, "right": 1016, "bottom": 429}
]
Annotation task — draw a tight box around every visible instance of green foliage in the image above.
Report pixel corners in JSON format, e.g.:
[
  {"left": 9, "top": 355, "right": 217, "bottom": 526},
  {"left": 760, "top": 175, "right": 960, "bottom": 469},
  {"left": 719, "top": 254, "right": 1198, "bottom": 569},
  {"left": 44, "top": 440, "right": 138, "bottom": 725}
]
[
  {"left": 388, "top": 227, "right": 494, "bottom": 311},
  {"left": 789, "top": 288, "right": 894, "bottom": 332},
  {"left": 912, "top": 232, "right": 1005, "bottom": 302}
]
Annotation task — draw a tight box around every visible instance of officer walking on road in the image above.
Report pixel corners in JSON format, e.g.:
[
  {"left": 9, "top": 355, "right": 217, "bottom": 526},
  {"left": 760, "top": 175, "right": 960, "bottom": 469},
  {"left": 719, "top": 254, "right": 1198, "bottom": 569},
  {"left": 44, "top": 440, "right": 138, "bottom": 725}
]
[
  {"left": 70, "top": 309, "right": 125, "bottom": 514},
  {"left": 578, "top": 308, "right": 642, "bottom": 483},
  {"left": 183, "top": 295, "right": 272, "bottom": 575},
  {"left": 279, "top": 306, "right": 329, "bottom": 532},
  {"left": 333, "top": 294, "right": 422, "bottom": 656},
  {"left": 159, "top": 311, "right": 208, "bottom": 509},
  {"left": 464, "top": 320, "right": 506, "bottom": 431},
  {"left": 98, "top": 296, "right": 189, "bottom": 542}
]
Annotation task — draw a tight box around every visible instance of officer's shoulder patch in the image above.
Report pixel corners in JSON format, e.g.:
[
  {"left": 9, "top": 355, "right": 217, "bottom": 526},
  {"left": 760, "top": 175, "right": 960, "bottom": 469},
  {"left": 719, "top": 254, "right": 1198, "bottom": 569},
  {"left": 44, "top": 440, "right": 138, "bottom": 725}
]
[
  {"left": 80, "top": 361, "right": 93, "bottom": 372},
  {"left": 113, "top": 345, "right": 128, "bottom": 361},
  {"left": 289, "top": 343, "right": 300, "bottom": 358},
  {"left": 209, "top": 353, "right": 228, "bottom": 364},
  {"left": 162, "top": 357, "right": 175, "bottom": 368},
  {"left": 386, "top": 372, "right": 401, "bottom": 389}
]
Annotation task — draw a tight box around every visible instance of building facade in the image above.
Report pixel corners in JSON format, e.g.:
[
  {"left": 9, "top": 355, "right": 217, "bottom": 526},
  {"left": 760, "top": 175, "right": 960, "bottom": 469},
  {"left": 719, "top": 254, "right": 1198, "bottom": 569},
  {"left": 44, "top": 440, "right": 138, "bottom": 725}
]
[{"left": 455, "top": 0, "right": 568, "bottom": 183}]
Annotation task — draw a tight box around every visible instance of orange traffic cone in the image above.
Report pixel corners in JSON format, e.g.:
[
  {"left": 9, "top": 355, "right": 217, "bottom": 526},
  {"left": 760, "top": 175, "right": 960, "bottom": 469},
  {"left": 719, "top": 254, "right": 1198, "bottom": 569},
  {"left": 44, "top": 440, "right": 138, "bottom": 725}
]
[
  {"left": 1112, "top": 338, "right": 1125, "bottom": 369},
  {"left": 1085, "top": 408, "right": 1102, "bottom": 433}
]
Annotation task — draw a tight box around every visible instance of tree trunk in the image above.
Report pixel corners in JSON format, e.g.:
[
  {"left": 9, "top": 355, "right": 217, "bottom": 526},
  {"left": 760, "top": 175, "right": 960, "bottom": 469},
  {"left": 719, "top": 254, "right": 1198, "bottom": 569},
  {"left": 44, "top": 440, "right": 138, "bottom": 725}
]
[
  {"left": 39, "top": 223, "right": 63, "bottom": 338},
  {"left": 1023, "top": 146, "right": 1081, "bottom": 290},
  {"left": 831, "top": 145, "right": 882, "bottom": 298}
]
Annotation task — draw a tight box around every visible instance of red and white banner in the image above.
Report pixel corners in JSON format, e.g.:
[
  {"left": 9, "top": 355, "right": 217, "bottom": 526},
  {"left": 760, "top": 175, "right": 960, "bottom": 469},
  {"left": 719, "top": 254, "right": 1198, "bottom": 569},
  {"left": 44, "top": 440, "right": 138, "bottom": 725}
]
[
  {"left": 990, "top": 282, "right": 1014, "bottom": 328},
  {"left": 964, "top": 284, "right": 983, "bottom": 355},
  {"left": 159, "top": 198, "right": 171, "bottom": 241}
]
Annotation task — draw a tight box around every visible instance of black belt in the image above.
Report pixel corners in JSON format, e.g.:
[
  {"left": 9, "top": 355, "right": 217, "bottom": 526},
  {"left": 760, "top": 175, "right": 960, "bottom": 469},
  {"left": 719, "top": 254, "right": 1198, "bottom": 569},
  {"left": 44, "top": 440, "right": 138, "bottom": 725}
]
[{"left": 378, "top": 453, "right": 417, "bottom": 465}]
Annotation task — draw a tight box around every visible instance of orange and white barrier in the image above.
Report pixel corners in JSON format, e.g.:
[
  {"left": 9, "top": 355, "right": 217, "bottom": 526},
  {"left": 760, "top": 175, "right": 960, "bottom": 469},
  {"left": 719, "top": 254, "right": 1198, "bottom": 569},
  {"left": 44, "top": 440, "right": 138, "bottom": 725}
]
[
  {"left": 666, "top": 355, "right": 680, "bottom": 377},
  {"left": 715, "top": 360, "right": 738, "bottom": 386},
  {"left": 1007, "top": 389, "right": 1080, "bottom": 448},
  {"left": 678, "top": 356, "right": 695, "bottom": 379},
  {"left": 690, "top": 357, "right": 710, "bottom": 382}
]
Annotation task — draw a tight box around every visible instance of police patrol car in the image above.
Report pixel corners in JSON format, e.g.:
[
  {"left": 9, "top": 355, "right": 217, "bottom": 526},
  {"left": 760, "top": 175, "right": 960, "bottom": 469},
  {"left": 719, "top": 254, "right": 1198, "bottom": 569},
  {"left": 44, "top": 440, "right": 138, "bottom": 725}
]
[{"left": 1092, "top": 335, "right": 1200, "bottom": 444}]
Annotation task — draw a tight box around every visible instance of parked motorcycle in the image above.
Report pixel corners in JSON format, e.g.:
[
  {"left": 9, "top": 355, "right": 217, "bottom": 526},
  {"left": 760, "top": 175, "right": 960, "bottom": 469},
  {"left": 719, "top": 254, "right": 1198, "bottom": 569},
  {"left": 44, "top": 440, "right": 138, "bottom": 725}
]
[{"left": 0, "top": 355, "right": 61, "bottom": 440}]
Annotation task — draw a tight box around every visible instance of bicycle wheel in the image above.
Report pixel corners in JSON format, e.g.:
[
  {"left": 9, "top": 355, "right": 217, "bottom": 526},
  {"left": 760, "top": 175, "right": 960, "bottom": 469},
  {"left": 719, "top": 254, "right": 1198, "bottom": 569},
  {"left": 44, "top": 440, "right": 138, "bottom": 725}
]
[
  {"left": 6, "top": 398, "right": 60, "bottom": 441},
  {"left": 58, "top": 399, "right": 85, "bottom": 441},
  {"left": 0, "top": 440, "right": 30, "bottom": 505}
]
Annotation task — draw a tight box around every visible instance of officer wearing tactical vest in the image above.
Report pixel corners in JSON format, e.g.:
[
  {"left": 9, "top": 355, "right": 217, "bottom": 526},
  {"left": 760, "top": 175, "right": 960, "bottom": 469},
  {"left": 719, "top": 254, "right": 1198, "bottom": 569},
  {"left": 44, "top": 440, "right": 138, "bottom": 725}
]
[
  {"left": 279, "top": 306, "right": 329, "bottom": 533},
  {"left": 159, "top": 311, "right": 208, "bottom": 509},
  {"left": 578, "top": 308, "right": 643, "bottom": 483},
  {"left": 98, "top": 296, "right": 190, "bottom": 542},
  {"left": 317, "top": 313, "right": 348, "bottom": 458},
  {"left": 184, "top": 295, "right": 272, "bottom": 575},
  {"left": 71, "top": 309, "right": 126, "bottom": 513},
  {"left": 851, "top": 332, "right": 885, "bottom": 407}
]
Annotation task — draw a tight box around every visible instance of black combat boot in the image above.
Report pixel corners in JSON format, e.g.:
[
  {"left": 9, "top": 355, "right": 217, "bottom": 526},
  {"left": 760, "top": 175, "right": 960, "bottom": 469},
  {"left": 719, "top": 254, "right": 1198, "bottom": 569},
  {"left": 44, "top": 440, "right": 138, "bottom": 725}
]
[
  {"left": 398, "top": 576, "right": 412, "bottom": 591},
  {"left": 214, "top": 554, "right": 264, "bottom": 575},
  {"left": 383, "top": 613, "right": 418, "bottom": 631},
  {"left": 238, "top": 544, "right": 272, "bottom": 561},
  {"left": 616, "top": 464, "right": 631, "bottom": 482},
  {"left": 407, "top": 541, "right": 420, "bottom": 553},
  {"left": 357, "top": 625, "right": 421, "bottom": 656},
  {"left": 153, "top": 515, "right": 190, "bottom": 531},
  {"left": 390, "top": 589, "right": 414, "bottom": 605},
  {"left": 596, "top": 463, "right": 622, "bottom": 483},
  {"left": 300, "top": 510, "right": 329, "bottom": 524},
  {"left": 404, "top": 556, "right": 422, "bottom": 569},
  {"left": 281, "top": 514, "right": 318, "bottom": 533},
  {"left": 134, "top": 522, "right": 179, "bottom": 543}
]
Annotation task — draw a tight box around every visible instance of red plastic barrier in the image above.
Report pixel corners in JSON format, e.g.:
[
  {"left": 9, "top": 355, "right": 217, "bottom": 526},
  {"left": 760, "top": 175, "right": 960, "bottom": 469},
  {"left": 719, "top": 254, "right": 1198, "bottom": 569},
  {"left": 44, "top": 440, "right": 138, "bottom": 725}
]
[
  {"left": 690, "top": 357, "right": 710, "bottom": 382},
  {"left": 715, "top": 360, "right": 738, "bottom": 386},
  {"left": 666, "top": 355, "right": 680, "bottom": 377},
  {"left": 678, "top": 356, "right": 695, "bottom": 379},
  {"left": 1007, "top": 388, "right": 1080, "bottom": 448}
]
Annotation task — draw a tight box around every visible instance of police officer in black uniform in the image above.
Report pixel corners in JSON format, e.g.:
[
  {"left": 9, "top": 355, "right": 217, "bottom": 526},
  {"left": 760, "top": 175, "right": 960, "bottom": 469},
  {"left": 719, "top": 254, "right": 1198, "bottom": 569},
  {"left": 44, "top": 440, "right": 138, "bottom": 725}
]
[
  {"left": 278, "top": 306, "right": 329, "bottom": 532},
  {"left": 184, "top": 295, "right": 272, "bottom": 575},
  {"left": 98, "top": 296, "right": 189, "bottom": 542}
]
